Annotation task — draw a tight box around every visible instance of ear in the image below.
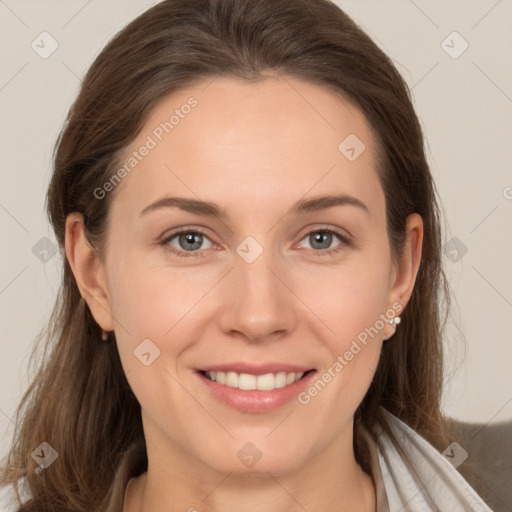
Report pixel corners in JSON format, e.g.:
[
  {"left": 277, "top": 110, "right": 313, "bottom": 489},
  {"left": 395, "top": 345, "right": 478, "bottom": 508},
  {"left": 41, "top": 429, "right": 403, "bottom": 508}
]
[
  {"left": 386, "top": 213, "right": 424, "bottom": 316},
  {"left": 65, "top": 212, "right": 114, "bottom": 331}
]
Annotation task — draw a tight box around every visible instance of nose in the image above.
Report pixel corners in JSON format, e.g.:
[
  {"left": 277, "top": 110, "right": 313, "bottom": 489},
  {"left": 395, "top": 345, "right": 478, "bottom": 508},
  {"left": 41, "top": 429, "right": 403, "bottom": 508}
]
[{"left": 218, "top": 244, "right": 298, "bottom": 343}]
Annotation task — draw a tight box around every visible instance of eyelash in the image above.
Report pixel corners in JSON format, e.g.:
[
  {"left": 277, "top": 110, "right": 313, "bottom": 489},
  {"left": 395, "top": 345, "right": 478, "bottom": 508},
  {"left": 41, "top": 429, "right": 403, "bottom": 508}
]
[{"left": 159, "top": 227, "right": 352, "bottom": 259}]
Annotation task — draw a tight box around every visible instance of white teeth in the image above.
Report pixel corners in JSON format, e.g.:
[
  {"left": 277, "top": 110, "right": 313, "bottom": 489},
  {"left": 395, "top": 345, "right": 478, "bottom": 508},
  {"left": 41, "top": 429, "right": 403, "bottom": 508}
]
[
  {"left": 238, "top": 373, "right": 257, "bottom": 390},
  {"left": 205, "top": 370, "right": 305, "bottom": 390},
  {"left": 225, "top": 371, "right": 238, "bottom": 388},
  {"left": 256, "top": 373, "right": 275, "bottom": 391},
  {"left": 275, "top": 371, "right": 287, "bottom": 389}
]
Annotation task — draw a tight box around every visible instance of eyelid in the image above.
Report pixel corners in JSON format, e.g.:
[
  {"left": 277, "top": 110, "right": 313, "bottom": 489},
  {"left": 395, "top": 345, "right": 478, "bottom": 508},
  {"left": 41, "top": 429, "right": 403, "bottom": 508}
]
[
  {"left": 159, "top": 225, "right": 215, "bottom": 243},
  {"left": 158, "top": 226, "right": 219, "bottom": 252},
  {"left": 159, "top": 223, "right": 353, "bottom": 258},
  {"left": 293, "top": 225, "right": 352, "bottom": 252},
  {"left": 295, "top": 223, "right": 352, "bottom": 241}
]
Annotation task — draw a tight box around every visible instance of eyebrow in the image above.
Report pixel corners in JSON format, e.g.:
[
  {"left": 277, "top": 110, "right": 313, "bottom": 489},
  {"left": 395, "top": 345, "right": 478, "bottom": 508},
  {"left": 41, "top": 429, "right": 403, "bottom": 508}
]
[{"left": 139, "top": 193, "right": 370, "bottom": 218}]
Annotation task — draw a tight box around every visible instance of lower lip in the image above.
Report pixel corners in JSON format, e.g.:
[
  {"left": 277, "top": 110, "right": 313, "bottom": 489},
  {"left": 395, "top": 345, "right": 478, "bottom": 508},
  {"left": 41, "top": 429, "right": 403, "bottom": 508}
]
[{"left": 196, "top": 371, "right": 316, "bottom": 413}]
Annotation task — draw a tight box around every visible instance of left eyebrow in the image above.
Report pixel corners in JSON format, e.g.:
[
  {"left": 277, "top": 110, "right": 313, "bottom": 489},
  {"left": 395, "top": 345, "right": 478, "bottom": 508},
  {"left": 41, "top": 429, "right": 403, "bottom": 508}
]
[
  {"left": 139, "top": 193, "right": 370, "bottom": 218},
  {"left": 291, "top": 194, "right": 370, "bottom": 216}
]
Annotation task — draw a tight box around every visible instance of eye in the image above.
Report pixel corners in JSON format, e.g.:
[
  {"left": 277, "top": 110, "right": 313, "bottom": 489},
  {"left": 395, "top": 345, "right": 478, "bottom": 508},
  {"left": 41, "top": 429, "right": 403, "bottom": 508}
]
[
  {"left": 160, "top": 227, "right": 352, "bottom": 259},
  {"left": 161, "top": 229, "right": 214, "bottom": 258},
  {"left": 297, "top": 228, "right": 351, "bottom": 256}
]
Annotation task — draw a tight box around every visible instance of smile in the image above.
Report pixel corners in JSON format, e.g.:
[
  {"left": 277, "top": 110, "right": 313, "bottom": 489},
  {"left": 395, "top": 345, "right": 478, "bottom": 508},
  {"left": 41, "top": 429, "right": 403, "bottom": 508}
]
[
  {"left": 204, "top": 370, "right": 305, "bottom": 391},
  {"left": 197, "top": 367, "right": 316, "bottom": 413}
]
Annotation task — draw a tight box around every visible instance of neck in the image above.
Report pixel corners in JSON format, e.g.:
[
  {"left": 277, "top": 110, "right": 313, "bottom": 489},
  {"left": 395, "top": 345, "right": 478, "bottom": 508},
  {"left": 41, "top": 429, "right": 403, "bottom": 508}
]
[{"left": 127, "top": 467, "right": 374, "bottom": 512}]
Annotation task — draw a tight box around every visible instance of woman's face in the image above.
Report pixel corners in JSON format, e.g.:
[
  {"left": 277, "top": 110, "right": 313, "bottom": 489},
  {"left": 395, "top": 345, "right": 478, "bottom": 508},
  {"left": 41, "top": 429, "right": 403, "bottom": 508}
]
[{"left": 71, "top": 76, "right": 422, "bottom": 477}]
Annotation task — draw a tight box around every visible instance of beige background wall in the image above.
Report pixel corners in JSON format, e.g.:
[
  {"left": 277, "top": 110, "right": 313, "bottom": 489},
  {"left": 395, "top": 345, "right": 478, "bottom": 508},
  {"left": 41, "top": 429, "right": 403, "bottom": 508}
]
[{"left": 1, "top": 1, "right": 511, "bottom": 508}]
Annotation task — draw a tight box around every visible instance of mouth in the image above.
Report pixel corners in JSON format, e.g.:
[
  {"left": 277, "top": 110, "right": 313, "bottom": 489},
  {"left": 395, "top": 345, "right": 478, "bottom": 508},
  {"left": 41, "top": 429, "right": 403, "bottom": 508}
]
[
  {"left": 196, "top": 366, "right": 316, "bottom": 412},
  {"left": 199, "top": 369, "right": 314, "bottom": 391}
]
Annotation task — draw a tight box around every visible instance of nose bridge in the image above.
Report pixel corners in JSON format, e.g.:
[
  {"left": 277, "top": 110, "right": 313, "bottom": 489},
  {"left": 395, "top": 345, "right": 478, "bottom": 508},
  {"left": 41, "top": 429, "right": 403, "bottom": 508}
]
[
  {"left": 221, "top": 234, "right": 296, "bottom": 341},
  {"left": 237, "top": 248, "right": 278, "bottom": 300}
]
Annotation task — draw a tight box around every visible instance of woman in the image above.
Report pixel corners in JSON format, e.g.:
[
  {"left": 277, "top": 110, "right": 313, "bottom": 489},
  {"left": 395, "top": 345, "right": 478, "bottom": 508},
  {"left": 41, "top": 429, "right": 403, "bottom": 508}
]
[{"left": 0, "top": 0, "right": 494, "bottom": 510}]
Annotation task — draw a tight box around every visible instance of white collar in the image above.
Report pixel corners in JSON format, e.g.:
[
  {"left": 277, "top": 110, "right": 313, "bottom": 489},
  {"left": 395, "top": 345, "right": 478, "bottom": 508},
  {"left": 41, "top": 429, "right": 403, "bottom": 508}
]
[{"left": 360, "top": 408, "right": 493, "bottom": 511}]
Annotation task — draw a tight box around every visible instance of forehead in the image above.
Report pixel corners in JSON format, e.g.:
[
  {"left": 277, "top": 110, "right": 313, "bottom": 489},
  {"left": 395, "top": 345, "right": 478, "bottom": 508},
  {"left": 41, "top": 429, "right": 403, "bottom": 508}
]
[{"left": 110, "top": 76, "right": 383, "bottom": 223}]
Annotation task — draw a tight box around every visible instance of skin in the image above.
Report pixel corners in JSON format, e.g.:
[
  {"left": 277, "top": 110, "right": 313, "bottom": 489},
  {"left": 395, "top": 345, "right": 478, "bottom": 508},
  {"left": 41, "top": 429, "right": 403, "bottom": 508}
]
[{"left": 65, "top": 75, "right": 423, "bottom": 512}]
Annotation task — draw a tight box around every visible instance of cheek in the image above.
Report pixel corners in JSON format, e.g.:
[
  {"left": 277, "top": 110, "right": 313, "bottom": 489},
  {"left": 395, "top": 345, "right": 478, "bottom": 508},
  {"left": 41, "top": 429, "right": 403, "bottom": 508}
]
[
  {"left": 293, "top": 256, "right": 390, "bottom": 402},
  {"left": 106, "top": 257, "right": 210, "bottom": 429},
  {"left": 295, "top": 253, "right": 391, "bottom": 345},
  {"left": 108, "top": 251, "right": 214, "bottom": 338},
  {"left": 294, "top": 288, "right": 386, "bottom": 429},
  {"left": 105, "top": 248, "right": 228, "bottom": 398},
  {"left": 326, "top": 287, "right": 385, "bottom": 383}
]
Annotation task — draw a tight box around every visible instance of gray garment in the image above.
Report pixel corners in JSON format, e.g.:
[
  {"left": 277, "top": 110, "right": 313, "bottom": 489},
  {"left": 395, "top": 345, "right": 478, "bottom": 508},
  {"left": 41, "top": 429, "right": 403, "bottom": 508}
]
[{"left": 443, "top": 417, "right": 512, "bottom": 512}]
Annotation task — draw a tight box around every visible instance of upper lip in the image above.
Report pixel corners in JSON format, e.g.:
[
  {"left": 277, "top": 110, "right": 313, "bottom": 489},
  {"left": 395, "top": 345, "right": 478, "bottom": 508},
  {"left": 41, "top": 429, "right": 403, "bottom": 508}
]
[{"left": 198, "top": 362, "right": 314, "bottom": 376}]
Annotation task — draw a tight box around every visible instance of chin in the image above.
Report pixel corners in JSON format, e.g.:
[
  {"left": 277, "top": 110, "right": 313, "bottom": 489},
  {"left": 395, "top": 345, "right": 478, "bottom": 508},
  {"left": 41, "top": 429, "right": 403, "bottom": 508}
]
[{"left": 200, "top": 444, "right": 309, "bottom": 477}]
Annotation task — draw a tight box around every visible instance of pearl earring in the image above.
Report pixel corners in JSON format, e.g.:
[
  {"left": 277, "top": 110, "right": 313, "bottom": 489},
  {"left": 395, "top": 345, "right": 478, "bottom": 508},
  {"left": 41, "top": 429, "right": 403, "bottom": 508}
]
[
  {"left": 383, "top": 316, "right": 401, "bottom": 341},
  {"left": 101, "top": 330, "right": 108, "bottom": 341},
  {"left": 389, "top": 316, "right": 401, "bottom": 326}
]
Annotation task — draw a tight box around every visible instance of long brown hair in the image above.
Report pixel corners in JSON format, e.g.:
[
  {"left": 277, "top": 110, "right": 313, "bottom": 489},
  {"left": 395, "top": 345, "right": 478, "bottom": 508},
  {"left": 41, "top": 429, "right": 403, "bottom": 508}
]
[{"left": 1, "top": 0, "right": 450, "bottom": 509}]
